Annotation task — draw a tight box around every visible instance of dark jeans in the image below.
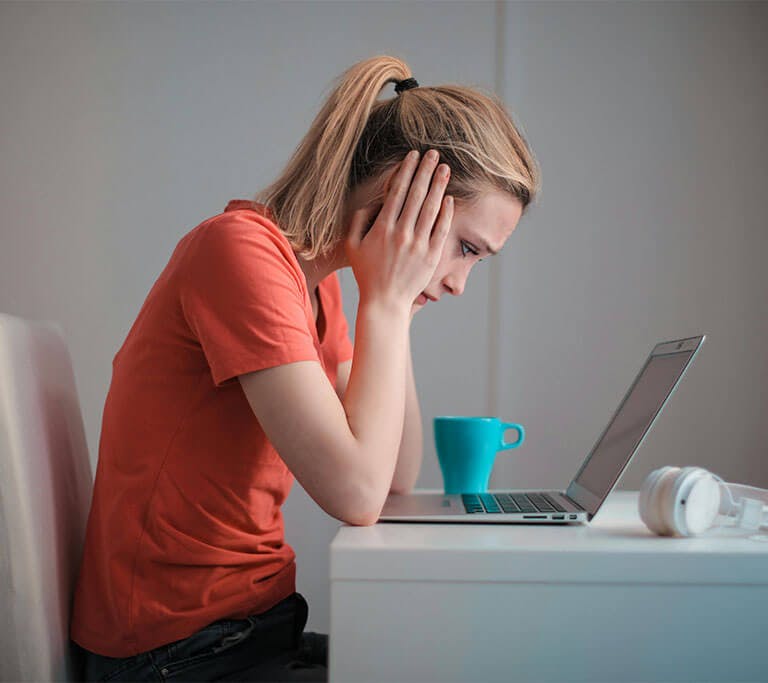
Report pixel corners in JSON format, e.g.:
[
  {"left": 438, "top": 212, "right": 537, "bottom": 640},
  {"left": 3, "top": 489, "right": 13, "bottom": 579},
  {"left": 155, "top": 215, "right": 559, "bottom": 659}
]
[{"left": 74, "top": 592, "right": 327, "bottom": 682}]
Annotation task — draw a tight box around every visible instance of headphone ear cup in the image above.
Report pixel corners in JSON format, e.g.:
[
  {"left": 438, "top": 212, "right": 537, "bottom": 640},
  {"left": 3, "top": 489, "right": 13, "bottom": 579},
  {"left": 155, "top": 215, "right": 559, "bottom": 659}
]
[
  {"left": 682, "top": 472, "right": 721, "bottom": 535},
  {"left": 655, "top": 467, "right": 690, "bottom": 536},
  {"left": 639, "top": 467, "right": 679, "bottom": 535},
  {"left": 661, "top": 466, "right": 715, "bottom": 536},
  {"left": 668, "top": 468, "right": 708, "bottom": 536}
]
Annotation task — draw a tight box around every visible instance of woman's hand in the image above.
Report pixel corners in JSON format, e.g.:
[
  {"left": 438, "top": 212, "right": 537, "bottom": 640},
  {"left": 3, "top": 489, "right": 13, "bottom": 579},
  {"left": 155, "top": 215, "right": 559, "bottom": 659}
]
[{"left": 345, "top": 149, "right": 453, "bottom": 313}]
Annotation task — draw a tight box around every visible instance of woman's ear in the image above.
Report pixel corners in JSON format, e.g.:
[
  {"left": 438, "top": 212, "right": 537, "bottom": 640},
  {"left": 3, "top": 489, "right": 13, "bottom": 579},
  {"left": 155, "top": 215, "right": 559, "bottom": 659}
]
[
  {"left": 368, "top": 163, "right": 402, "bottom": 206},
  {"left": 350, "top": 162, "right": 402, "bottom": 217},
  {"left": 361, "top": 202, "right": 384, "bottom": 238}
]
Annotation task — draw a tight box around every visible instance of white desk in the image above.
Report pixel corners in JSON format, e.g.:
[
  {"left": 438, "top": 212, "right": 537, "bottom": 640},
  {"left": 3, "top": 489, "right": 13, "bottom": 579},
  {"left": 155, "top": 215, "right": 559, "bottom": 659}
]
[{"left": 329, "top": 491, "right": 768, "bottom": 683}]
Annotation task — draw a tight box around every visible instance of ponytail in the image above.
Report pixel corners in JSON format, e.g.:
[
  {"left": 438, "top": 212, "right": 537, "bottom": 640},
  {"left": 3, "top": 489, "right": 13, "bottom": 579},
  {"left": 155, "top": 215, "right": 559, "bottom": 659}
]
[
  {"left": 255, "top": 55, "right": 540, "bottom": 260},
  {"left": 255, "top": 56, "right": 411, "bottom": 259}
]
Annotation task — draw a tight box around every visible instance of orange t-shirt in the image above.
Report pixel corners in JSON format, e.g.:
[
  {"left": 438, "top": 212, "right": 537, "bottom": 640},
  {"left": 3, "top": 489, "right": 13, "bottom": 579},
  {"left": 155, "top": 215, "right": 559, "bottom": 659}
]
[{"left": 70, "top": 200, "right": 354, "bottom": 657}]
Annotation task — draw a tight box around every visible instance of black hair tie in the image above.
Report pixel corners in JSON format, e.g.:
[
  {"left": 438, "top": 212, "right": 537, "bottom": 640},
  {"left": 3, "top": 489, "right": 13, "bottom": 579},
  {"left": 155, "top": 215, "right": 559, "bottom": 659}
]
[{"left": 395, "top": 77, "right": 419, "bottom": 94}]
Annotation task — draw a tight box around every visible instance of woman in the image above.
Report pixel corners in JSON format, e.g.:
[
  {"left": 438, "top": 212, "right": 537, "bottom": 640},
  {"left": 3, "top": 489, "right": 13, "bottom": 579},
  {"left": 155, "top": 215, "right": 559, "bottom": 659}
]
[{"left": 70, "top": 55, "right": 540, "bottom": 681}]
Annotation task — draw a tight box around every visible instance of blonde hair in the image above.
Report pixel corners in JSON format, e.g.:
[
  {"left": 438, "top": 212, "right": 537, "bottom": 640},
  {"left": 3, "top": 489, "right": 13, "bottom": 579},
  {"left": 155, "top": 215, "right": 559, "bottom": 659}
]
[{"left": 255, "top": 55, "right": 541, "bottom": 260}]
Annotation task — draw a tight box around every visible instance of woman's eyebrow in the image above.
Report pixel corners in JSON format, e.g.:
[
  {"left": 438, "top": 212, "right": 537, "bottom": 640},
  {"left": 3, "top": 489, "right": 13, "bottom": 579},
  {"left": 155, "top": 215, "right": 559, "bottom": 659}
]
[{"left": 469, "top": 236, "right": 501, "bottom": 256}]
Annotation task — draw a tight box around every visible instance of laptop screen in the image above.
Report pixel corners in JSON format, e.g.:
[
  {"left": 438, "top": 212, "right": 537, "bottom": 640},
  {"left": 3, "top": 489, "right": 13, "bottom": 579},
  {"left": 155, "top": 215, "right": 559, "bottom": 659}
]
[{"left": 571, "top": 348, "right": 695, "bottom": 504}]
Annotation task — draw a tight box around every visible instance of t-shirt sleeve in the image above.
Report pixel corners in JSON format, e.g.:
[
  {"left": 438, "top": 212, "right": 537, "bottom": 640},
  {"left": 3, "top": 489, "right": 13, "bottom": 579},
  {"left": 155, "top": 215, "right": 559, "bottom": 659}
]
[{"left": 179, "top": 212, "right": 319, "bottom": 386}]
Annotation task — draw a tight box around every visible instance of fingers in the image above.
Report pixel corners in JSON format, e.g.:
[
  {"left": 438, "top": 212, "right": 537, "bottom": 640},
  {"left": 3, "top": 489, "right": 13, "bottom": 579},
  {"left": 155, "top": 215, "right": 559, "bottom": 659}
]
[
  {"left": 398, "top": 150, "right": 442, "bottom": 230},
  {"left": 413, "top": 161, "right": 450, "bottom": 242},
  {"left": 376, "top": 150, "right": 422, "bottom": 230},
  {"left": 428, "top": 195, "right": 454, "bottom": 255},
  {"left": 348, "top": 149, "right": 450, "bottom": 254}
]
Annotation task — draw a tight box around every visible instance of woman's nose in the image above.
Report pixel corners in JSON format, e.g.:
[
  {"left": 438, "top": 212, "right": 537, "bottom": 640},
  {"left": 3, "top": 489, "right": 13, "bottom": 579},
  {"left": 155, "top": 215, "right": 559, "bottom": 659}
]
[{"left": 442, "top": 270, "right": 468, "bottom": 297}]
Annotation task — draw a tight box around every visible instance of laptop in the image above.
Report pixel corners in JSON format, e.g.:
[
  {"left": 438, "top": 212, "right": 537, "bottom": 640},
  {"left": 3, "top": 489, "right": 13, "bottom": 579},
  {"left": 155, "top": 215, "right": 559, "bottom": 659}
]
[{"left": 379, "top": 335, "right": 705, "bottom": 524}]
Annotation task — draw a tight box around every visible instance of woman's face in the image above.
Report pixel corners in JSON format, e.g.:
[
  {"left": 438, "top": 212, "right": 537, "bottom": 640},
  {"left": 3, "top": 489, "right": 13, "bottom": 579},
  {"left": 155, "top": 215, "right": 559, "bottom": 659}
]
[
  {"left": 346, "top": 169, "right": 524, "bottom": 306},
  {"left": 415, "top": 189, "right": 523, "bottom": 307}
]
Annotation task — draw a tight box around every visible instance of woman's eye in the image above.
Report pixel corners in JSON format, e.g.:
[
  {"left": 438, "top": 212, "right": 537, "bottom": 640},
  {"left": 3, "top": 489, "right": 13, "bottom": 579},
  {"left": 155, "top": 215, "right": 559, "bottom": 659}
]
[{"left": 460, "top": 240, "right": 479, "bottom": 258}]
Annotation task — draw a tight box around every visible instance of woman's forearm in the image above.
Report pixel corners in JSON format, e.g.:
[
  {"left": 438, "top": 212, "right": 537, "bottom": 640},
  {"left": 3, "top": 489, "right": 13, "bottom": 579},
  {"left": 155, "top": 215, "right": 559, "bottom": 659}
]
[
  {"left": 390, "top": 333, "right": 423, "bottom": 494},
  {"left": 342, "top": 299, "right": 411, "bottom": 514}
]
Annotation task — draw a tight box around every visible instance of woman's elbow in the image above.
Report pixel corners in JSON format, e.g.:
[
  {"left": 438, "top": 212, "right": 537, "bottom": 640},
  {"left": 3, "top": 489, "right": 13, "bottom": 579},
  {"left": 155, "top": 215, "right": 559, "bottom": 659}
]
[
  {"left": 330, "top": 481, "right": 386, "bottom": 527},
  {"left": 337, "top": 499, "right": 381, "bottom": 526},
  {"left": 342, "top": 512, "right": 380, "bottom": 527}
]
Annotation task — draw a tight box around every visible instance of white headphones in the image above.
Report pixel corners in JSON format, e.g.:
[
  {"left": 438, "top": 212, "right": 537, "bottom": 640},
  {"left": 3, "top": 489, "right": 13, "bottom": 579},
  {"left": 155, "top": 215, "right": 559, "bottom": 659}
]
[{"left": 638, "top": 466, "right": 768, "bottom": 537}]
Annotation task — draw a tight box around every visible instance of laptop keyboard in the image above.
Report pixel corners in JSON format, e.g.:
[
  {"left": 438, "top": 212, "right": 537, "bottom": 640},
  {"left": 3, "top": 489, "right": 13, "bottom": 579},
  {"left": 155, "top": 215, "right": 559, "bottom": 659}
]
[{"left": 461, "top": 492, "right": 566, "bottom": 514}]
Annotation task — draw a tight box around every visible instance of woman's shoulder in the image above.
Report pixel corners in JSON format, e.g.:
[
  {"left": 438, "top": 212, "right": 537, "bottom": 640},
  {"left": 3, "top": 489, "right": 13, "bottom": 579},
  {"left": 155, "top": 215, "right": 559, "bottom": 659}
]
[
  {"left": 200, "top": 199, "right": 280, "bottom": 238},
  {"left": 187, "top": 200, "right": 292, "bottom": 254},
  {"left": 174, "top": 200, "right": 302, "bottom": 285},
  {"left": 221, "top": 199, "right": 277, "bottom": 222}
]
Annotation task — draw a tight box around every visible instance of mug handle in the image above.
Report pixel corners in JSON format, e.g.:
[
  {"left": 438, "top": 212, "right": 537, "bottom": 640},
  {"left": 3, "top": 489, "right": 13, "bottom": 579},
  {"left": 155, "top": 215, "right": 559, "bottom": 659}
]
[{"left": 499, "top": 422, "right": 525, "bottom": 451}]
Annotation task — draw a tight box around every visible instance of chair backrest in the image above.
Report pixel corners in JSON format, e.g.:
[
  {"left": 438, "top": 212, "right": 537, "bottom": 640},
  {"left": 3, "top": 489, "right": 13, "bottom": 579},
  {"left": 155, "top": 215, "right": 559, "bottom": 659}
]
[{"left": 0, "top": 313, "right": 93, "bottom": 681}]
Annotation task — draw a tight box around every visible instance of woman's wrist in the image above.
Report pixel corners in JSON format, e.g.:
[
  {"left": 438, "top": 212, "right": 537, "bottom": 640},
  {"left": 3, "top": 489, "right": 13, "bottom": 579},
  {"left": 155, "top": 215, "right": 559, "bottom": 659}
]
[{"left": 357, "top": 293, "right": 413, "bottom": 324}]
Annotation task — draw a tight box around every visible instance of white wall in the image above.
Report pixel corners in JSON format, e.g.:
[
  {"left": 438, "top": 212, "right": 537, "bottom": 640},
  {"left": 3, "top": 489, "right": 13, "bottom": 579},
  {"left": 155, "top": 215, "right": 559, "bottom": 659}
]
[
  {"left": 494, "top": 1, "right": 768, "bottom": 493},
  {"left": 1, "top": 1, "right": 766, "bottom": 634}
]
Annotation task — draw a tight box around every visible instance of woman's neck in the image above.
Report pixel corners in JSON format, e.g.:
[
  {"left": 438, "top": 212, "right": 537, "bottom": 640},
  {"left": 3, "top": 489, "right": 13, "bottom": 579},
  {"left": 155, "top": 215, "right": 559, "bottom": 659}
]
[{"left": 294, "top": 245, "right": 347, "bottom": 293}]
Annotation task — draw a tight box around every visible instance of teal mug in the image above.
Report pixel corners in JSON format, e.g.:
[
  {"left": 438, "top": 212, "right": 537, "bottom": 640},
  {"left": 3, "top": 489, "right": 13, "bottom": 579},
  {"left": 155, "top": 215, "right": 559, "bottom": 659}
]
[{"left": 433, "top": 416, "right": 525, "bottom": 494}]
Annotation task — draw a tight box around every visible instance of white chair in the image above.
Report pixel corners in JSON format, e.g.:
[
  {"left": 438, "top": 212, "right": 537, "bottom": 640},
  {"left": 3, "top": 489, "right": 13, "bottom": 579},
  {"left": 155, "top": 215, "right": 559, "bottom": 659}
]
[{"left": 0, "top": 313, "right": 93, "bottom": 681}]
